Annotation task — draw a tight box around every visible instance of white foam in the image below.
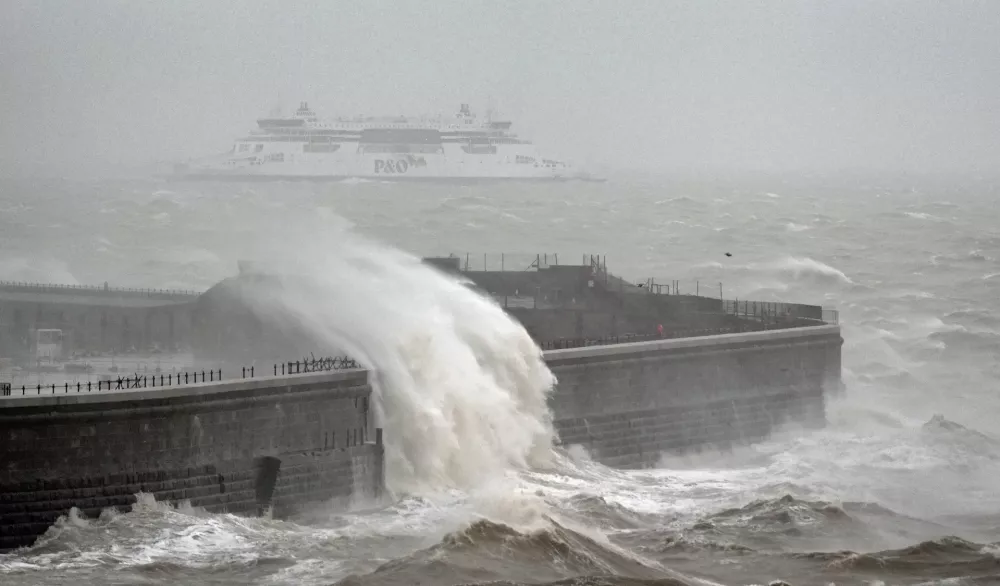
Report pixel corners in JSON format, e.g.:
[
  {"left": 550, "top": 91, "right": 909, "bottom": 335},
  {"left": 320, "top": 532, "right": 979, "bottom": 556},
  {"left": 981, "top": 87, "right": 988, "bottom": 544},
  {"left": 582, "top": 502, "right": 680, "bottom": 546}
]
[
  {"left": 904, "top": 211, "right": 942, "bottom": 221},
  {"left": 763, "top": 256, "right": 854, "bottom": 285},
  {"left": 239, "top": 225, "right": 557, "bottom": 494},
  {"left": 0, "top": 257, "right": 79, "bottom": 284}
]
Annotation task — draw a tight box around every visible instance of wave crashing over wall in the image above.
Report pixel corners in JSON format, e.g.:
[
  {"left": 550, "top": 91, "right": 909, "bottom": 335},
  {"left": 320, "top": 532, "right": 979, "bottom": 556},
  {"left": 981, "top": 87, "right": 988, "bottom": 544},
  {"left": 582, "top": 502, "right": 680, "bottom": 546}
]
[{"left": 239, "top": 225, "right": 557, "bottom": 495}]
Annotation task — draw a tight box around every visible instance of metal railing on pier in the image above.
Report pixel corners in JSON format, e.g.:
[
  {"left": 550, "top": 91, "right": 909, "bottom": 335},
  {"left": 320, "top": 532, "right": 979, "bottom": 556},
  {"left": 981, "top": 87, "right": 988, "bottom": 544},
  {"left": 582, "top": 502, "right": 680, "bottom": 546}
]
[
  {"left": 438, "top": 252, "right": 609, "bottom": 273},
  {"left": 0, "top": 355, "right": 360, "bottom": 397},
  {"left": 0, "top": 280, "right": 200, "bottom": 298},
  {"left": 537, "top": 323, "right": 809, "bottom": 350},
  {"left": 722, "top": 299, "right": 837, "bottom": 324}
]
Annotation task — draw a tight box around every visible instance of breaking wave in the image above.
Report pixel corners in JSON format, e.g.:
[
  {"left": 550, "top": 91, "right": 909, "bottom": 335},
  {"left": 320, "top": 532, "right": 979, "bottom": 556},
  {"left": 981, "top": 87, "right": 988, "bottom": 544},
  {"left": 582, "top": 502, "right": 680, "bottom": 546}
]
[
  {"left": 765, "top": 256, "right": 853, "bottom": 285},
  {"left": 332, "top": 518, "right": 696, "bottom": 586},
  {"left": 235, "top": 220, "right": 557, "bottom": 494},
  {"left": 799, "top": 536, "right": 1000, "bottom": 577}
]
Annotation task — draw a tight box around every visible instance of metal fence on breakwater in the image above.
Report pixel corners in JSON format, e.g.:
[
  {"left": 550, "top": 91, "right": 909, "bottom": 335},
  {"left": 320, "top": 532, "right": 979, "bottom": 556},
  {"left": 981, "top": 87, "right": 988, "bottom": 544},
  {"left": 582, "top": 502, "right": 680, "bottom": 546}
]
[
  {"left": 537, "top": 322, "right": 819, "bottom": 350},
  {"left": 0, "top": 355, "right": 360, "bottom": 397},
  {"left": 0, "top": 281, "right": 200, "bottom": 298}
]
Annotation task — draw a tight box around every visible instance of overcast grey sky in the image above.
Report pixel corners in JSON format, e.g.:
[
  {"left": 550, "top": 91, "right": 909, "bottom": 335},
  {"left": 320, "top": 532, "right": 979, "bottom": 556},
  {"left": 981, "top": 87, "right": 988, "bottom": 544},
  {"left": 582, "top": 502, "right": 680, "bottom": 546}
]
[{"left": 1, "top": 0, "right": 997, "bottom": 177}]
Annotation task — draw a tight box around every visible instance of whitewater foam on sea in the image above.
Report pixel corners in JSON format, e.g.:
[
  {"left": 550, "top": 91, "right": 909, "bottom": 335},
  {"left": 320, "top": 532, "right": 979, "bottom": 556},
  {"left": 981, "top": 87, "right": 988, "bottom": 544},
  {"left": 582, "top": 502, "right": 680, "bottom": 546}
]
[{"left": 5, "top": 177, "right": 1000, "bottom": 585}]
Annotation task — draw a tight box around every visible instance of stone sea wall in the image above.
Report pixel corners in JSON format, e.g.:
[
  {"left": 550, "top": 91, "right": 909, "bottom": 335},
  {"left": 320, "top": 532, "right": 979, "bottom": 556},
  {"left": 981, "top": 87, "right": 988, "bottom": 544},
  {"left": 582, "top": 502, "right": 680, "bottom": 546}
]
[
  {"left": 0, "top": 371, "right": 383, "bottom": 551},
  {"left": 545, "top": 325, "right": 843, "bottom": 468},
  {"left": 0, "top": 324, "right": 843, "bottom": 551}
]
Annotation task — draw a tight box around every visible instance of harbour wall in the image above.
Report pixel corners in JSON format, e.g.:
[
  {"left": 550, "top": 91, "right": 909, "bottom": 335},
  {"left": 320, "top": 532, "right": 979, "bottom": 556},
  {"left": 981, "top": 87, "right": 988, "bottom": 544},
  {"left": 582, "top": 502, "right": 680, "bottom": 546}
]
[
  {"left": 0, "top": 324, "right": 843, "bottom": 551},
  {"left": 545, "top": 324, "right": 843, "bottom": 468},
  {"left": 0, "top": 370, "right": 383, "bottom": 551}
]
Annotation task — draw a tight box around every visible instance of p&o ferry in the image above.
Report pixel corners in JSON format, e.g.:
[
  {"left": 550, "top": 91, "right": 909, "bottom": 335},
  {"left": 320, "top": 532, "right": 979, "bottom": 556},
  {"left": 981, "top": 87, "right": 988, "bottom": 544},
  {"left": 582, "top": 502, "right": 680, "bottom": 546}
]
[{"left": 173, "top": 102, "right": 602, "bottom": 182}]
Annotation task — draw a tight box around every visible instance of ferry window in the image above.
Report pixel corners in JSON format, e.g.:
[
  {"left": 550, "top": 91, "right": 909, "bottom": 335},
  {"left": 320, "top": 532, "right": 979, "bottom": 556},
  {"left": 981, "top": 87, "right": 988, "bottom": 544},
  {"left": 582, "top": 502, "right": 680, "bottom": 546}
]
[
  {"left": 255, "top": 144, "right": 264, "bottom": 152},
  {"left": 239, "top": 144, "right": 249, "bottom": 152},
  {"left": 38, "top": 330, "right": 62, "bottom": 344}
]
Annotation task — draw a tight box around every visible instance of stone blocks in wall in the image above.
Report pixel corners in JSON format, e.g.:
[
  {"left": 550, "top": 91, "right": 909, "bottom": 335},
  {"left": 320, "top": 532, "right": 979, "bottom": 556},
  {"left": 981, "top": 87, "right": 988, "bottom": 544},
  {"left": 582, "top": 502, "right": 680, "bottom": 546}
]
[
  {"left": 544, "top": 325, "right": 842, "bottom": 468},
  {"left": 0, "top": 371, "right": 385, "bottom": 551}
]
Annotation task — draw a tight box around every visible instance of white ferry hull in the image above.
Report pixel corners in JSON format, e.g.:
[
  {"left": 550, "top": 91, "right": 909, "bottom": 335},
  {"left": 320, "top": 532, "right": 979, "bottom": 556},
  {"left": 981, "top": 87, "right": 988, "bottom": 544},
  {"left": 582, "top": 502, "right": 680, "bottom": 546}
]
[
  {"left": 174, "top": 152, "right": 596, "bottom": 182},
  {"left": 171, "top": 102, "right": 605, "bottom": 182}
]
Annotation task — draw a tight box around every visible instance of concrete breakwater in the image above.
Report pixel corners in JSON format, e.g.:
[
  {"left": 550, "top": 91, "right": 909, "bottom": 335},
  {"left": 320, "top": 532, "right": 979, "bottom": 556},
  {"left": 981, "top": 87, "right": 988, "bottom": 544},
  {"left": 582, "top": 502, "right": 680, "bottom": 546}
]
[
  {"left": 0, "top": 370, "right": 383, "bottom": 551},
  {"left": 546, "top": 324, "right": 843, "bottom": 468},
  {"left": 0, "top": 324, "right": 842, "bottom": 551}
]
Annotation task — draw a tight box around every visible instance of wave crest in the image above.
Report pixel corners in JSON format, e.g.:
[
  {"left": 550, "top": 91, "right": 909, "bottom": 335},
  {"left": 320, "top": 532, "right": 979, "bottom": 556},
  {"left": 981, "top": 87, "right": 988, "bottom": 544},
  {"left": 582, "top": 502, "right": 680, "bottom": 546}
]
[
  {"left": 335, "top": 518, "right": 677, "bottom": 586},
  {"left": 765, "top": 256, "right": 853, "bottom": 285},
  {"left": 234, "top": 225, "right": 557, "bottom": 494}
]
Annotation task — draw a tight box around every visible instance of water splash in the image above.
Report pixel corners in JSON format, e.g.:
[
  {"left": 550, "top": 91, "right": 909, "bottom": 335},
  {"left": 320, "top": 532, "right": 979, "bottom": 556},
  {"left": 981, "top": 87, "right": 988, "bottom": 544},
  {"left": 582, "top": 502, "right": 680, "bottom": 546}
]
[
  {"left": 763, "top": 256, "right": 853, "bottom": 285},
  {"left": 239, "top": 222, "right": 557, "bottom": 495}
]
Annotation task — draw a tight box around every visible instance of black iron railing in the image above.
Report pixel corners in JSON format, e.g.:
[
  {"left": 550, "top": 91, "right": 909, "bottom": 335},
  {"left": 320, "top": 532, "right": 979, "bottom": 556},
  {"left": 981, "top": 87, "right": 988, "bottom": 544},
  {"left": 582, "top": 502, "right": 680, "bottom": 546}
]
[
  {"left": 272, "top": 356, "right": 360, "bottom": 376},
  {"left": 0, "top": 280, "right": 199, "bottom": 297},
  {"left": 0, "top": 355, "right": 360, "bottom": 397},
  {"left": 537, "top": 322, "right": 819, "bottom": 350}
]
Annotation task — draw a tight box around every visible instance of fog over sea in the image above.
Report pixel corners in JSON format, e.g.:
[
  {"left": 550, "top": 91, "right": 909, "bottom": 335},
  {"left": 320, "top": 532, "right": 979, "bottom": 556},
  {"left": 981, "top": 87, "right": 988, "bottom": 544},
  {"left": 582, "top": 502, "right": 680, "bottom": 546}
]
[{"left": 1, "top": 174, "right": 999, "bottom": 586}]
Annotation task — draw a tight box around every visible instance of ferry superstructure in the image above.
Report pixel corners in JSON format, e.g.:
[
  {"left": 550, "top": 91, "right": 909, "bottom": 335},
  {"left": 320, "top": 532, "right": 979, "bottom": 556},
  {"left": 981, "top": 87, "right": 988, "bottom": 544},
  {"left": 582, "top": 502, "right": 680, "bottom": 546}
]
[{"left": 173, "top": 103, "right": 600, "bottom": 181}]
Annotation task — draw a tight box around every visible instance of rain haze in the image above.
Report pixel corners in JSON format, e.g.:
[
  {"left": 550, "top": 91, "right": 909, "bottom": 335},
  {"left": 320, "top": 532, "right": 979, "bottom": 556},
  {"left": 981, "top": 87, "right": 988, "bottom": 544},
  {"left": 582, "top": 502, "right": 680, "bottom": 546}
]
[
  {"left": 4, "top": 3, "right": 1000, "bottom": 586},
  {"left": 1, "top": 0, "right": 998, "bottom": 178}
]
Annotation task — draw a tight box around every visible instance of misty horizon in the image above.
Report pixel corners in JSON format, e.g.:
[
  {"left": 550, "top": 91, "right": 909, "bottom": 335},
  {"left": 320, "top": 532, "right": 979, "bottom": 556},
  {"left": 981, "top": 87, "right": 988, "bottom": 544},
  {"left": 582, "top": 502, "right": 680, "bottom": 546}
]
[{"left": 2, "top": 0, "right": 998, "bottom": 179}]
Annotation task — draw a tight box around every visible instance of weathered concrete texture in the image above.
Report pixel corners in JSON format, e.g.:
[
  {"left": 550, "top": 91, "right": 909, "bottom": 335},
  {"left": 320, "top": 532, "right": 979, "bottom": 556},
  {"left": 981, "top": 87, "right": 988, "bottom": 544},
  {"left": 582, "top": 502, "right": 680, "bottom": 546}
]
[
  {"left": 544, "top": 325, "right": 843, "bottom": 468},
  {"left": 0, "top": 371, "right": 383, "bottom": 551},
  {"left": 0, "top": 283, "right": 195, "bottom": 358}
]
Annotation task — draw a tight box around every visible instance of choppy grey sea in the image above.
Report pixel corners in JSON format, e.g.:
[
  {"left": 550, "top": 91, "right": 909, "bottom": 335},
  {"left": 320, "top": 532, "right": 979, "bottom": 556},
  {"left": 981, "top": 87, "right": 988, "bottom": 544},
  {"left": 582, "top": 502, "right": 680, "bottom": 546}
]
[{"left": 1, "top": 174, "right": 1000, "bottom": 586}]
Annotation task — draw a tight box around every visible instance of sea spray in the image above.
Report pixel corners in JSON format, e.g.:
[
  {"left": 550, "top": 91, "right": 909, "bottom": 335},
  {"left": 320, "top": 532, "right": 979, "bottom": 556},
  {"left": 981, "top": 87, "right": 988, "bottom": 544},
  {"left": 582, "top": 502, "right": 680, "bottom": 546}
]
[{"left": 238, "top": 226, "right": 557, "bottom": 494}]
